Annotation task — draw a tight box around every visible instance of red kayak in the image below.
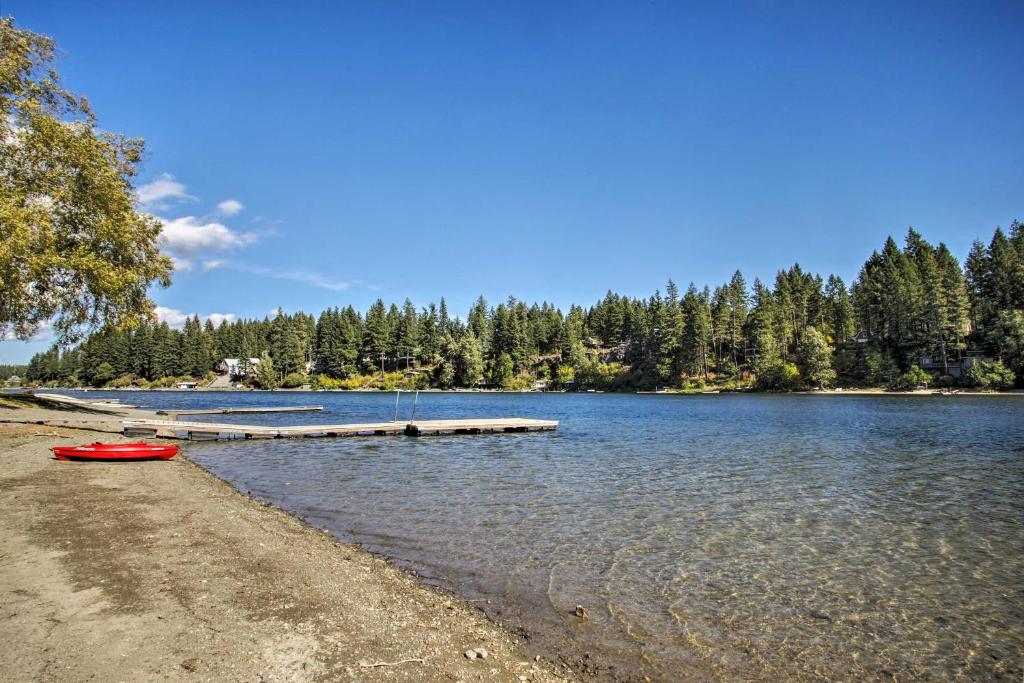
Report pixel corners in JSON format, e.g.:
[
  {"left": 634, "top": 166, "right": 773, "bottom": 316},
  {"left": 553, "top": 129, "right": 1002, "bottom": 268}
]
[{"left": 52, "top": 442, "right": 179, "bottom": 462}]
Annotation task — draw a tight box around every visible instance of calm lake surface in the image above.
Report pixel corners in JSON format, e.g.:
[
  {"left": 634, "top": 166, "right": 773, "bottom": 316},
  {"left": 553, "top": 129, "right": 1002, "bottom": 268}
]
[{"left": 61, "top": 390, "right": 1024, "bottom": 680}]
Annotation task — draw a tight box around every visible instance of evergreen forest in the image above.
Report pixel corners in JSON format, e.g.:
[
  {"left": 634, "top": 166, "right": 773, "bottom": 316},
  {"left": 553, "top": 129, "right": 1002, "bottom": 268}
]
[{"left": 21, "top": 223, "right": 1024, "bottom": 392}]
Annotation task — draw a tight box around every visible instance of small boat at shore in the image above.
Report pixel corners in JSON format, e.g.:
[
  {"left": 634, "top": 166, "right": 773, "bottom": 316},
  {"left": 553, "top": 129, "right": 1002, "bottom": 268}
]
[{"left": 52, "top": 442, "right": 178, "bottom": 462}]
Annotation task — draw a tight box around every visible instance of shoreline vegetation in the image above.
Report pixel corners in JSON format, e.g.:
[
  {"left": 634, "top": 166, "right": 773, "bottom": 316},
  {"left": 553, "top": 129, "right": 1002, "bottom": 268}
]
[
  {"left": 0, "top": 394, "right": 575, "bottom": 681},
  {"left": 15, "top": 223, "right": 1024, "bottom": 397},
  {"left": 8, "top": 386, "right": 1023, "bottom": 398}
]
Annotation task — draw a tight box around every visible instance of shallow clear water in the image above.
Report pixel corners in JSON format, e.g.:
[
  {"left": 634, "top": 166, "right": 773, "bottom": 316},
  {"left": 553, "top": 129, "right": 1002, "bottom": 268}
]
[{"left": 61, "top": 390, "right": 1024, "bottom": 680}]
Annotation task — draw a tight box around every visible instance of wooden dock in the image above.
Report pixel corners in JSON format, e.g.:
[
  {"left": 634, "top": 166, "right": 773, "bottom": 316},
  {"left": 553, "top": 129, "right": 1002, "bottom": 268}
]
[
  {"left": 122, "top": 417, "right": 558, "bottom": 440},
  {"left": 33, "top": 393, "right": 138, "bottom": 412},
  {"left": 156, "top": 405, "right": 324, "bottom": 418}
]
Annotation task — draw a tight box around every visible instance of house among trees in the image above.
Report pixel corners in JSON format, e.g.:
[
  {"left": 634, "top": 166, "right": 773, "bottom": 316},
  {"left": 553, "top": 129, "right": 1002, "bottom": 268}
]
[
  {"left": 217, "top": 358, "right": 260, "bottom": 379},
  {"left": 918, "top": 355, "right": 964, "bottom": 377},
  {"left": 918, "top": 351, "right": 995, "bottom": 378}
]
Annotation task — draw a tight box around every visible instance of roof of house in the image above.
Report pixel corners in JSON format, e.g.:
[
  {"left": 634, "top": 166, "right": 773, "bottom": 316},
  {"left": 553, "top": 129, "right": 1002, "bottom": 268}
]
[{"left": 220, "top": 357, "right": 260, "bottom": 370}]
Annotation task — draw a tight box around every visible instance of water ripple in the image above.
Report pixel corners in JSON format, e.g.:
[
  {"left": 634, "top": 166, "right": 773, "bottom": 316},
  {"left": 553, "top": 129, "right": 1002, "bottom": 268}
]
[{"left": 63, "top": 390, "right": 1024, "bottom": 681}]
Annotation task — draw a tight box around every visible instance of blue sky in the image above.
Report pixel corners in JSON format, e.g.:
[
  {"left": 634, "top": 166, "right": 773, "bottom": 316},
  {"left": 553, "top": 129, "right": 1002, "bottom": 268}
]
[{"left": 2, "top": 1, "right": 1022, "bottom": 362}]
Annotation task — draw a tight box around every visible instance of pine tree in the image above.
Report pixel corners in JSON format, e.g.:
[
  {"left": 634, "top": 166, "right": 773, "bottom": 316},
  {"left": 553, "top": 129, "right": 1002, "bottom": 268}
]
[
  {"left": 492, "top": 353, "right": 515, "bottom": 388},
  {"left": 936, "top": 243, "right": 970, "bottom": 368},
  {"left": 455, "top": 333, "right": 484, "bottom": 386},
  {"left": 362, "top": 299, "right": 390, "bottom": 374},
  {"left": 726, "top": 271, "right": 748, "bottom": 367},
  {"left": 661, "top": 279, "right": 684, "bottom": 379},
  {"left": 255, "top": 351, "right": 277, "bottom": 389},
  {"left": 397, "top": 298, "right": 419, "bottom": 367},
  {"left": 270, "top": 313, "right": 306, "bottom": 375},
  {"left": 131, "top": 325, "right": 154, "bottom": 379},
  {"left": 748, "top": 279, "right": 780, "bottom": 377},
  {"left": 385, "top": 303, "right": 402, "bottom": 364},
  {"left": 962, "top": 226, "right": 1022, "bottom": 360},
  {"left": 315, "top": 309, "right": 352, "bottom": 378},
  {"left": 906, "top": 228, "right": 948, "bottom": 368},
  {"left": 467, "top": 296, "right": 490, "bottom": 350},
  {"left": 438, "top": 297, "right": 450, "bottom": 336},
  {"left": 681, "top": 284, "right": 712, "bottom": 379},
  {"left": 181, "top": 316, "right": 210, "bottom": 377},
  {"left": 964, "top": 240, "right": 990, "bottom": 332},
  {"left": 824, "top": 275, "right": 855, "bottom": 349},
  {"left": 418, "top": 304, "right": 441, "bottom": 364},
  {"left": 796, "top": 326, "right": 835, "bottom": 388},
  {"left": 988, "top": 228, "right": 1022, "bottom": 311},
  {"left": 152, "top": 322, "right": 181, "bottom": 378}
]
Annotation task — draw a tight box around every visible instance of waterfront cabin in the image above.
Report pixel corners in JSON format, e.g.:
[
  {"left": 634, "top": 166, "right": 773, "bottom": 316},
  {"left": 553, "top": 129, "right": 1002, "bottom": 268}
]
[
  {"left": 918, "top": 353, "right": 994, "bottom": 379},
  {"left": 217, "top": 358, "right": 260, "bottom": 379}
]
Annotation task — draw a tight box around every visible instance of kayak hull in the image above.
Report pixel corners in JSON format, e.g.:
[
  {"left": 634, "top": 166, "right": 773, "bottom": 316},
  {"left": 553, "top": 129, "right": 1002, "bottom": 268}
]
[{"left": 52, "top": 443, "right": 178, "bottom": 462}]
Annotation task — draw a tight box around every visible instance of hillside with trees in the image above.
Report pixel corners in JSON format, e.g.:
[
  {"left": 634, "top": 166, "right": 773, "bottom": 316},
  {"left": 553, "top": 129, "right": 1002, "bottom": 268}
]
[{"left": 24, "top": 223, "right": 1024, "bottom": 392}]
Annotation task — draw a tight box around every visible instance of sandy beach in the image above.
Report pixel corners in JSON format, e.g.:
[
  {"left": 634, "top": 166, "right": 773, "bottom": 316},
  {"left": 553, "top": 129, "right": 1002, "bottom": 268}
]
[{"left": 0, "top": 395, "right": 571, "bottom": 682}]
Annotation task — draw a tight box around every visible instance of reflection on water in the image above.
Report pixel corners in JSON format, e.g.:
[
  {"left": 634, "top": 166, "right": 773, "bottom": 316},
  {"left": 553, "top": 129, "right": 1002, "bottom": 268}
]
[{"left": 66, "top": 390, "right": 1024, "bottom": 680}]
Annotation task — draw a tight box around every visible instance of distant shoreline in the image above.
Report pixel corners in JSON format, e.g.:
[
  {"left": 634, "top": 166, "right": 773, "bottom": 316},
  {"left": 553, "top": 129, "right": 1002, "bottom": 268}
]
[{"left": 10, "top": 386, "right": 1023, "bottom": 397}]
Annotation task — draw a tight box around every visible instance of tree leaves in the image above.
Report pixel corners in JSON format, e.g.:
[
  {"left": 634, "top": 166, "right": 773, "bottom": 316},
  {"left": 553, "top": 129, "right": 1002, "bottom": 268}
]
[{"left": 0, "top": 18, "right": 172, "bottom": 344}]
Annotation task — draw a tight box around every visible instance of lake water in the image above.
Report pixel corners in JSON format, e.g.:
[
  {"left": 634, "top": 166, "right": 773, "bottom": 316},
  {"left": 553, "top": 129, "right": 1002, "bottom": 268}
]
[{"left": 57, "top": 390, "right": 1024, "bottom": 680}]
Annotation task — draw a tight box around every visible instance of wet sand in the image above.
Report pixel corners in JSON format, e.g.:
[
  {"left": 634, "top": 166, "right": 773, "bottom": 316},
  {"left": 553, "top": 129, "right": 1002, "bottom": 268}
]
[{"left": 0, "top": 396, "right": 572, "bottom": 682}]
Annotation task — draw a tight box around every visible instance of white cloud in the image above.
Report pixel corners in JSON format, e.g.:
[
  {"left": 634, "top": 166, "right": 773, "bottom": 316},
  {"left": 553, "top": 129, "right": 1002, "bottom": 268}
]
[
  {"left": 216, "top": 199, "right": 244, "bottom": 216},
  {"left": 169, "top": 256, "right": 194, "bottom": 272},
  {"left": 157, "top": 216, "right": 259, "bottom": 271},
  {"left": 159, "top": 216, "right": 258, "bottom": 255},
  {"left": 155, "top": 306, "right": 190, "bottom": 328},
  {"left": 205, "top": 313, "right": 237, "bottom": 326},
  {"left": 136, "top": 174, "right": 265, "bottom": 273},
  {"left": 155, "top": 306, "right": 236, "bottom": 329},
  {"left": 136, "top": 173, "right": 195, "bottom": 209}
]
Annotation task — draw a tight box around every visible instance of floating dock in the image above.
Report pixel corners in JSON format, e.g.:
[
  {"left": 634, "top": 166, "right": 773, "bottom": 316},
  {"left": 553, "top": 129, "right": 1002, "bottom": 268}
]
[
  {"left": 156, "top": 405, "right": 324, "bottom": 418},
  {"left": 122, "top": 417, "right": 558, "bottom": 440},
  {"left": 33, "top": 393, "right": 138, "bottom": 411}
]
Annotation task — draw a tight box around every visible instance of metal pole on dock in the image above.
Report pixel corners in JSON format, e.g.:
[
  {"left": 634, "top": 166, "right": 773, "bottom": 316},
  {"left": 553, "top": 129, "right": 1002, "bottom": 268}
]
[
  {"left": 393, "top": 390, "right": 400, "bottom": 422},
  {"left": 411, "top": 390, "right": 419, "bottom": 422}
]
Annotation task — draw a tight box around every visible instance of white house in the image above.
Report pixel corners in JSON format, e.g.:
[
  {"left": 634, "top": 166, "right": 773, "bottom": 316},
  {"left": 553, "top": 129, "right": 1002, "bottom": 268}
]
[{"left": 216, "top": 358, "right": 261, "bottom": 378}]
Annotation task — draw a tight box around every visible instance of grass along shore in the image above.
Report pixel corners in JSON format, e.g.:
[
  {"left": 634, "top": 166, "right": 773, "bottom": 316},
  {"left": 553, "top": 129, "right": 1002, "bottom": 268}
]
[{"left": 0, "top": 396, "right": 572, "bottom": 682}]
